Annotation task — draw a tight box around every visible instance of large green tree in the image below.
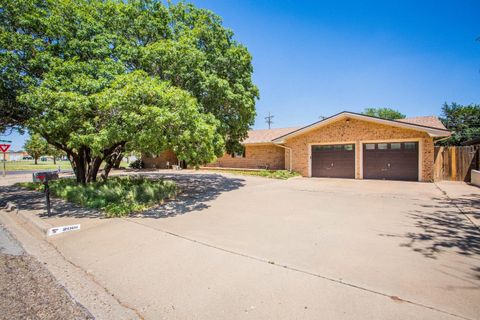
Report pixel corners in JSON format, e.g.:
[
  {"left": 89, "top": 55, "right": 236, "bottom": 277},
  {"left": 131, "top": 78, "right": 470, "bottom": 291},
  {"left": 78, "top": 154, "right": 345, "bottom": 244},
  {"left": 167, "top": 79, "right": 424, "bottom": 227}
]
[
  {"left": 1, "top": 0, "right": 258, "bottom": 183},
  {"left": 439, "top": 102, "right": 480, "bottom": 146},
  {"left": 362, "top": 107, "right": 406, "bottom": 120}
]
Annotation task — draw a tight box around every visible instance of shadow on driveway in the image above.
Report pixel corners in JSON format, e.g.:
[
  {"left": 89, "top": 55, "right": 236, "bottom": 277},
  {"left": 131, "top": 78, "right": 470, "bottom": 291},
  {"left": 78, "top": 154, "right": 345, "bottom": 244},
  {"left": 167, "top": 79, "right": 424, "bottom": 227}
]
[
  {"left": 131, "top": 173, "right": 245, "bottom": 218},
  {"left": 0, "top": 173, "right": 245, "bottom": 220},
  {"left": 380, "top": 195, "right": 480, "bottom": 282}
]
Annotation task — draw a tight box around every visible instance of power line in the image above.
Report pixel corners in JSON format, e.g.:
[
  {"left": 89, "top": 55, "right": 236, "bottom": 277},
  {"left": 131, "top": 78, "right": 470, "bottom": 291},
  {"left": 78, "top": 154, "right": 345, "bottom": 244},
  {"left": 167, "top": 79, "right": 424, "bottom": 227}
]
[{"left": 265, "top": 112, "right": 274, "bottom": 129}]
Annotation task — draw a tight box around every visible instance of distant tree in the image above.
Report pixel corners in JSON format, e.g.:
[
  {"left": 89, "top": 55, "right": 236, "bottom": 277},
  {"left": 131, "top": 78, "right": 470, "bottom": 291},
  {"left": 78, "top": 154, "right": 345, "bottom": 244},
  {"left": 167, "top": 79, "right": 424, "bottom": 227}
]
[
  {"left": 23, "top": 134, "right": 47, "bottom": 164},
  {"left": 46, "top": 145, "right": 66, "bottom": 165},
  {"left": 439, "top": 102, "right": 480, "bottom": 146},
  {"left": 363, "top": 108, "right": 406, "bottom": 120}
]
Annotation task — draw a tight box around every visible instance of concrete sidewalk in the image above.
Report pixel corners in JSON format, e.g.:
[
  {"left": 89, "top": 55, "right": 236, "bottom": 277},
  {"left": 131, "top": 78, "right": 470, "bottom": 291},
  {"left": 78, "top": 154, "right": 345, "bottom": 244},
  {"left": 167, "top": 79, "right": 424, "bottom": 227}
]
[
  {"left": 1, "top": 171, "right": 479, "bottom": 320},
  {"left": 435, "top": 181, "right": 480, "bottom": 228}
]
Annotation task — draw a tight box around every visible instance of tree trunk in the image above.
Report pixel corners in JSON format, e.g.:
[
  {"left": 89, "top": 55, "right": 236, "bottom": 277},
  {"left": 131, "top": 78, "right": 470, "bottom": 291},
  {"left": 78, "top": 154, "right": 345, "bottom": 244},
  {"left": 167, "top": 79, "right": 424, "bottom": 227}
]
[
  {"left": 87, "top": 157, "right": 103, "bottom": 183},
  {"left": 73, "top": 155, "right": 86, "bottom": 185},
  {"left": 102, "top": 161, "right": 113, "bottom": 181},
  {"left": 44, "top": 141, "right": 126, "bottom": 185},
  {"left": 53, "top": 156, "right": 56, "bottom": 165},
  {"left": 101, "top": 144, "right": 125, "bottom": 180},
  {"left": 34, "top": 156, "right": 38, "bottom": 165},
  {"left": 112, "top": 153, "right": 123, "bottom": 169}
]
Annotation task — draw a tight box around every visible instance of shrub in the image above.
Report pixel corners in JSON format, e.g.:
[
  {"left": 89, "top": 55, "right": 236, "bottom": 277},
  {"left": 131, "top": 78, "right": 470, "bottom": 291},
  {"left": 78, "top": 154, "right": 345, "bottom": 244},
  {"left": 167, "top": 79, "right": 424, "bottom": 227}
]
[
  {"left": 208, "top": 169, "right": 300, "bottom": 180},
  {"left": 129, "top": 159, "right": 144, "bottom": 169},
  {"left": 17, "top": 176, "right": 177, "bottom": 217}
]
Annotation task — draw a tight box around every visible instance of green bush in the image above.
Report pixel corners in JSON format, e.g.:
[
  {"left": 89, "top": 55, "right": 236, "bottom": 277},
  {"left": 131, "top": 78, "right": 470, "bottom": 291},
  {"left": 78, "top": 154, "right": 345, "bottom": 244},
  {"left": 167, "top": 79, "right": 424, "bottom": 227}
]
[
  {"left": 208, "top": 169, "right": 300, "bottom": 179},
  {"left": 17, "top": 176, "right": 177, "bottom": 217},
  {"left": 129, "top": 159, "right": 144, "bottom": 169}
]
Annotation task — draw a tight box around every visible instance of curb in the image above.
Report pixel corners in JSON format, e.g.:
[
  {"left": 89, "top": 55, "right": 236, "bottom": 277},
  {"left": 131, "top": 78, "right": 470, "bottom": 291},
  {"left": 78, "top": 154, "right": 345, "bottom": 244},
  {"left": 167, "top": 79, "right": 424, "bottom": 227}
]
[{"left": 0, "top": 206, "right": 53, "bottom": 240}]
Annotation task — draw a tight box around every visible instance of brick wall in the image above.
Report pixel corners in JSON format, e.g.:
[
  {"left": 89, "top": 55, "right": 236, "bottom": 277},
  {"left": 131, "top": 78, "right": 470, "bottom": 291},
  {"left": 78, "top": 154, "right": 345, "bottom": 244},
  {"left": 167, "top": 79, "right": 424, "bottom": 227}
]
[
  {"left": 283, "top": 118, "right": 434, "bottom": 181},
  {"left": 142, "top": 150, "right": 178, "bottom": 169},
  {"left": 205, "top": 144, "right": 285, "bottom": 170}
]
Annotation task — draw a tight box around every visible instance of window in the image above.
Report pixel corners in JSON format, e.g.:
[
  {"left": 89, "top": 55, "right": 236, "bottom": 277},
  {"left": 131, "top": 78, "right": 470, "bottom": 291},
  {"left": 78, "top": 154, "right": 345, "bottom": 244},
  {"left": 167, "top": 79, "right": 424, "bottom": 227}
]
[
  {"left": 378, "top": 143, "right": 388, "bottom": 150},
  {"left": 365, "top": 144, "right": 375, "bottom": 150},
  {"left": 390, "top": 143, "right": 401, "bottom": 150},
  {"left": 404, "top": 142, "right": 417, "bottom": 150},
  {"left": 313, "top": 144, "right": 353, "bottom": 151},
  {"left": 313, "top": 145, "right": 332, "bottom": 151}
]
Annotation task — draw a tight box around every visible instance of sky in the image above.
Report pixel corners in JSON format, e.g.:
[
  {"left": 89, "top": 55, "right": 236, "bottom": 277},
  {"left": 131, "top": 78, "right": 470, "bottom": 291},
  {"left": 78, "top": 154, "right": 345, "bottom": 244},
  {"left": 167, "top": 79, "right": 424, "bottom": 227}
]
[{"left": 3, "top": 0, "right": 479, "bottom": 150}]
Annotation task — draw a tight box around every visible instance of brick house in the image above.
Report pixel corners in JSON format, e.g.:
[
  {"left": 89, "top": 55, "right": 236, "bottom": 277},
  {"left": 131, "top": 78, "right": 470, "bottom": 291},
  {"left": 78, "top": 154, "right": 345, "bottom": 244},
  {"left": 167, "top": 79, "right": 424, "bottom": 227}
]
[{"left": 142, "top": 111, "right": 451, "bottom": 182}]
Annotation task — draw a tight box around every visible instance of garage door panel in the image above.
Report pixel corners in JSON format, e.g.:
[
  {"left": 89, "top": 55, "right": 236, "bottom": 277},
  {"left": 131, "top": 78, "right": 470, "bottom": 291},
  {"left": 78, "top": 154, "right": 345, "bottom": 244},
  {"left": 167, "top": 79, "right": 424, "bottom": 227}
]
[
  {"left": 312, "top": 144, "right": 355, "bottom": 178},
  {"left": 363, "top": 142, "right": 418, "bottom": 181}
]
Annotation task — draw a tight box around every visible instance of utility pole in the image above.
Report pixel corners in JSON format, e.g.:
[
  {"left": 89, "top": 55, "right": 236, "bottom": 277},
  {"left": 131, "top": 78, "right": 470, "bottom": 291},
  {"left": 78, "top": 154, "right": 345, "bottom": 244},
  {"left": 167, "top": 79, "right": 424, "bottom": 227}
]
[{"left": 264, "top": 112, "right": 274, "bottom": 129}]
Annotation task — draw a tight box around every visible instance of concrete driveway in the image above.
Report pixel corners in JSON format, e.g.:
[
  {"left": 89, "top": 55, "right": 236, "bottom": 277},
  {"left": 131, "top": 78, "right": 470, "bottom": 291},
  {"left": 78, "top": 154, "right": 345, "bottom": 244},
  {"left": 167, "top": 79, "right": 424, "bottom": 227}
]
[{"left": 3, "top": 171, "right": 479, "bottom": 319}]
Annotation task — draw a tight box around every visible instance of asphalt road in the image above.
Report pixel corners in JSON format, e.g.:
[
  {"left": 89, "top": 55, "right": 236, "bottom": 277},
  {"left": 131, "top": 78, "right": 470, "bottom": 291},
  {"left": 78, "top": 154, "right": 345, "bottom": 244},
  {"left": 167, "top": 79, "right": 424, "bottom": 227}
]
[{"left": 3, "top": 169, "right": 73, "bottom": 176}]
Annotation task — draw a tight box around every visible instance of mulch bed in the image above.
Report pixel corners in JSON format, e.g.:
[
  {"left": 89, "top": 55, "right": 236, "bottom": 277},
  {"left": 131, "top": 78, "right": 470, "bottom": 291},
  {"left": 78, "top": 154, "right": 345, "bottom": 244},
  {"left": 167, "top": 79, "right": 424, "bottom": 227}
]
[{"left": 0, "top": 253, "right": 93, "bottom": 320}]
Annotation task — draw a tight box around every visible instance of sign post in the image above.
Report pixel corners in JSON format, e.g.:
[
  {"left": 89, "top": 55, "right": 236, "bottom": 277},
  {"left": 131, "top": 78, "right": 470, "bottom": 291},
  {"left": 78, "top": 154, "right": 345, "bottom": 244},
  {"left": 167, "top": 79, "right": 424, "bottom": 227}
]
[
  {"left": 0, "top": 142, "right": 11, "bottom": 177},
  {"left": 33, "top": 171, "right": 59, "bottom": 217}
]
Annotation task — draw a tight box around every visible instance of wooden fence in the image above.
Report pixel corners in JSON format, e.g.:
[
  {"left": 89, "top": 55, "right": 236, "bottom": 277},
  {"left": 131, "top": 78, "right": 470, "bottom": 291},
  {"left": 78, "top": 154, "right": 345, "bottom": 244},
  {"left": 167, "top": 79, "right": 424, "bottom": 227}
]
[{"left": 434, "top": 145, "right": 480, "bottom": 182}]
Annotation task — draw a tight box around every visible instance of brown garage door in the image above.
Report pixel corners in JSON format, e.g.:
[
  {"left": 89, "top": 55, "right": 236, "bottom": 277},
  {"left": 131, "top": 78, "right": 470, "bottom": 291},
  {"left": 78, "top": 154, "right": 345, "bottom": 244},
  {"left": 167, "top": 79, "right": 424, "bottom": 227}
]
[
  {"left": 311, "top": 144, "right": 355, "bottom": 178},
  {"left": 363, "top": 142, "right": 418, "bottom": 181}
]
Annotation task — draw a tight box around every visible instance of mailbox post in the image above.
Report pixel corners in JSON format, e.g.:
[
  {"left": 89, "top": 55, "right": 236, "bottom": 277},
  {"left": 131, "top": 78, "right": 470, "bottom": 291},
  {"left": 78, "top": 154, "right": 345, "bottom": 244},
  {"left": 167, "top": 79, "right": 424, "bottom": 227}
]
[{"left": 33, "top": 171, "right": 59, "bottom": 217}]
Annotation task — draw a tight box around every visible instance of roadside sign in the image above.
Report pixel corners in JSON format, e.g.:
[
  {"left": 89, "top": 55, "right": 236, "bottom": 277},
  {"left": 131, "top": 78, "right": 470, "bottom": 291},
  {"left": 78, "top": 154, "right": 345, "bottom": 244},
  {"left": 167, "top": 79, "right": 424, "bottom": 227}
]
[
  {"left": 1, "top": 143, "right": 10, "bottom": 177},
  {"left": 0, "top": 144, "right": 10, "bottom": 153},
  {"left": 0, "top": 139, "right": 12, "bottom": 143},
  {"left": 47, "top": 224, "right": 81, "bottom": 236}
]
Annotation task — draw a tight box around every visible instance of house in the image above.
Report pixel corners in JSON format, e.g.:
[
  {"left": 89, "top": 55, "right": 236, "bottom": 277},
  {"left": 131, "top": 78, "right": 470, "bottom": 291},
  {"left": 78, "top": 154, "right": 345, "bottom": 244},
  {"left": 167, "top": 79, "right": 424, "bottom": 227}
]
[
  {"left": 205, "top": 127, "right": 300, "bottom": 170},
  {"left": 3, "top": 150, "right": 28, "bottom": 161},
  {"left": 143, "top": 111, "right": 451, "bottom": 182}
]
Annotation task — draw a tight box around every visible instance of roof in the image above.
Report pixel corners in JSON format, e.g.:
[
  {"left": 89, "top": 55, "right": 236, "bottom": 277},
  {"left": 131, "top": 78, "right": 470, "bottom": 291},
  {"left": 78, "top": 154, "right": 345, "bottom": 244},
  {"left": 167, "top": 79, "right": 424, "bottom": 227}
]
[
  {"left": 397, "top": 116, "right": 447, "bottom": 130},
  {"left": 272, "top": 111, "right": 451, "bottom": 143},
  {"left": 243, "top": 127, "right": 301, "bottom": 144}
]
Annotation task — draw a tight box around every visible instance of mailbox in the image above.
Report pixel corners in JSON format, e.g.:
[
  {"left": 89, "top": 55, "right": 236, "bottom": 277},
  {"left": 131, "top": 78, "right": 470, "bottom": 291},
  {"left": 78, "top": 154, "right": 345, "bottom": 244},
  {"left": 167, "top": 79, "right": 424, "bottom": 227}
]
[
  {"left": 32, "top": 171, "right": 59, "bottom": 217},
  {"left": 32, "top": 171, "right": 59, "bottom": 183}
]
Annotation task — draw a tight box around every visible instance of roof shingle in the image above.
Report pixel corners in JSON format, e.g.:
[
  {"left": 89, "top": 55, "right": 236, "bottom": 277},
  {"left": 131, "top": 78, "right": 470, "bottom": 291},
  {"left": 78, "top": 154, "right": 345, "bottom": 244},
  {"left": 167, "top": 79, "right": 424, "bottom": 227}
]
[
  {"left": 396, "top": 116, "right": 447, "bottom": 130},
  {"left": 243, "top": 127, "right": 300, "bottom": 144}
]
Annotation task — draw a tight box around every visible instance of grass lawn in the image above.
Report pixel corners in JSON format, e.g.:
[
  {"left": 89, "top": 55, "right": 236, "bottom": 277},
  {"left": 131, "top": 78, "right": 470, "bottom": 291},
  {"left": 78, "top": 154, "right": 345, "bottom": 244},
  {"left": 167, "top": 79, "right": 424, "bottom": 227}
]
[
  {"left": 3, "top": 160, "right": 129, "bottom": 171},
  {"left": 3, "top": 160, "right": 73, "bottom": 171},
  {"left": 208, "top": 169, "right": 300, "bottom": 179},
  {"left": 17, "top": 176, "right": 177, "bottom": 217}
]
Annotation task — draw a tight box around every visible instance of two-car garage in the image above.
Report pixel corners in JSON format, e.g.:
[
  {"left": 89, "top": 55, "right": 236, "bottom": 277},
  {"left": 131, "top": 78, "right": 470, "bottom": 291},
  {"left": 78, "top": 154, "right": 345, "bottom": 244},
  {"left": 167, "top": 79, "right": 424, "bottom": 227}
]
[
  {"left": 311, "top": 141, "right": 419, "bottom": 181},
  {"left": 273, "top": 112, "right": 451, "bottom": 181}
]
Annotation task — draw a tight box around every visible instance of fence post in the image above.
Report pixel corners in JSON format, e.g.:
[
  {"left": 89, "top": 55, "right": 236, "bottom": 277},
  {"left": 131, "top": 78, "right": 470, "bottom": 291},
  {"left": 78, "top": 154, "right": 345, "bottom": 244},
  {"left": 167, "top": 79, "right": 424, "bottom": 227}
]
[{"left": 451, "top": 147, "right": 457, "bottom": 180}]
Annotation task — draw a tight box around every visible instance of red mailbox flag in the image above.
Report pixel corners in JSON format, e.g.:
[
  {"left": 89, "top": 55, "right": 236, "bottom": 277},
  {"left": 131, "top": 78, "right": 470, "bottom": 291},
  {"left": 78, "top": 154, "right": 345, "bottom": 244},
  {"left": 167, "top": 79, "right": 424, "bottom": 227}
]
[{"left": 0, "top": 144, "right": 10, "bottom": 153}]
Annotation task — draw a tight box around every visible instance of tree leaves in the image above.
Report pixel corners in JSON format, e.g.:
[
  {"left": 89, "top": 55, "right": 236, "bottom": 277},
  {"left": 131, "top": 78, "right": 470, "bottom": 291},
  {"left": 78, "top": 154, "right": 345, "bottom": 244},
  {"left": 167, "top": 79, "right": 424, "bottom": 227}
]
[
  {"left": 362, "top": 108, "right": 406, "bottom": 120},
  {"left": 439, "top": 102, "right": 480, "bottom": 146},
  {"left": 2, "top": 0, "right": 257, "bottom": 182}
]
